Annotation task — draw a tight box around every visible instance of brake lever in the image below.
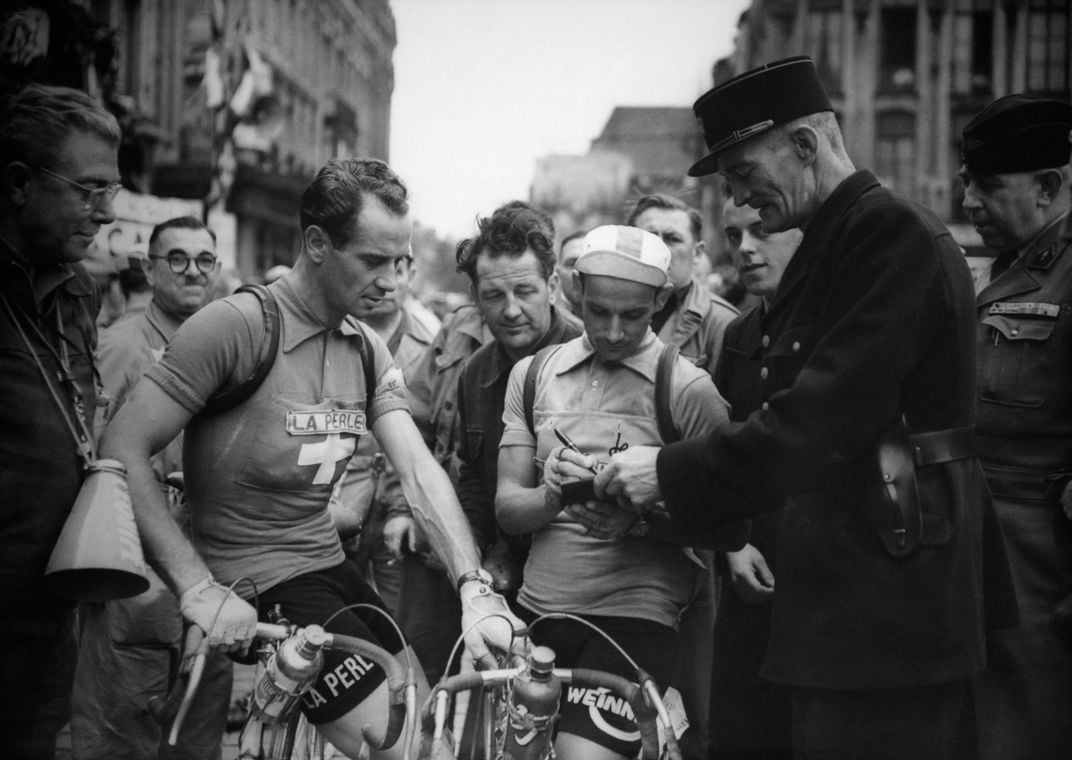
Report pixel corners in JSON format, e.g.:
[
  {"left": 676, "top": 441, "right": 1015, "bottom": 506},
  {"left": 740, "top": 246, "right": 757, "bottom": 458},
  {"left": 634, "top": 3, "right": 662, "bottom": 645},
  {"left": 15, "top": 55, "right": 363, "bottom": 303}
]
[{"left": 167, "top": 625, "right": 208, "bottom": 746}]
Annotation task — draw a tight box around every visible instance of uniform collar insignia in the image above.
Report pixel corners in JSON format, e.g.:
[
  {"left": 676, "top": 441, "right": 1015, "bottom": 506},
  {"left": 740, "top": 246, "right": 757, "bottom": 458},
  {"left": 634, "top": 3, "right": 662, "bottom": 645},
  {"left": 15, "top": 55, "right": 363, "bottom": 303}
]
[{"left": 1025, "top": 243, "right": 1062, "bottom": 271}]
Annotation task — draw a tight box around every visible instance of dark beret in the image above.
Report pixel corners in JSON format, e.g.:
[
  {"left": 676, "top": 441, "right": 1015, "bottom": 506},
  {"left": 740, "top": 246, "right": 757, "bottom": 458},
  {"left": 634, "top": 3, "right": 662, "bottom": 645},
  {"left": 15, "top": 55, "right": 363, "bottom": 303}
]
[
  {"left": 689, "top": 56, "right": 834, "bottom": 177},
  {"left": 962, "top": 94, "right": 1072, "bottom": 174}
]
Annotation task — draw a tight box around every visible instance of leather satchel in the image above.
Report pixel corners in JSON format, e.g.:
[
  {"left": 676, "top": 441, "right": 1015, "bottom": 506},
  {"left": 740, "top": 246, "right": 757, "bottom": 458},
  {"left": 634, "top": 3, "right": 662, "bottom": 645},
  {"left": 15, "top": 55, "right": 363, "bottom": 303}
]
[{"left": 864, "top": 420, "right": 976, "bottom": 557}]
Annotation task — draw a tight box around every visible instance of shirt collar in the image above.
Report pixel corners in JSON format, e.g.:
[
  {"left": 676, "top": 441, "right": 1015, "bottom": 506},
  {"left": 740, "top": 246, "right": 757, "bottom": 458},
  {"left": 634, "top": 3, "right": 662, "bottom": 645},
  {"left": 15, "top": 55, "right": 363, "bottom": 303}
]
[
  {"left": 555, "top": 329, "right": 661, "bottom": 383},
  {"left": 272, "top": 276, "right": 338, "bottom": 352}
]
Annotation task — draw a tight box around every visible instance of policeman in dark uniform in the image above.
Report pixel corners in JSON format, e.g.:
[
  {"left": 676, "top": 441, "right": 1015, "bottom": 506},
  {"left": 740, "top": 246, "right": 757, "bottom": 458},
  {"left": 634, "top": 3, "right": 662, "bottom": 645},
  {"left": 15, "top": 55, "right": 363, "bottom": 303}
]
[
  {"left": 590, "top": 56, "right": 1016, "bottom": 760},
  {"left": 960, "top": 94, "right": 1072, "bottom": 760}
]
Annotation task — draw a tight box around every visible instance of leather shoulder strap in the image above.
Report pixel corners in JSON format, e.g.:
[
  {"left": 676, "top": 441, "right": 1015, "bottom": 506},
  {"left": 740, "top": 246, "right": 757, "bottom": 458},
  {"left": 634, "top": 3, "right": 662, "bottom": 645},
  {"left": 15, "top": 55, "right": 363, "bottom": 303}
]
[
  {"left": 655, "top": 343, "right": 680, "bottom": 444},
  {"left": 200, "top": 284, "right": 279, "bottom": 415},
  {"left": 524, "top": 344, "right": 564, "bottom": 435}
]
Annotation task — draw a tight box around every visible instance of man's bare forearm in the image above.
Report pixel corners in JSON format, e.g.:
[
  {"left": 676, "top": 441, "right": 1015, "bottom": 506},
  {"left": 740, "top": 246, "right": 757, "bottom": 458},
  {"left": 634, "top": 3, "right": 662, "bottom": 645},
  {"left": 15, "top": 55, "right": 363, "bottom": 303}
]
[{"left": 398, "top": 461, "right": 482, "bottom": 586}]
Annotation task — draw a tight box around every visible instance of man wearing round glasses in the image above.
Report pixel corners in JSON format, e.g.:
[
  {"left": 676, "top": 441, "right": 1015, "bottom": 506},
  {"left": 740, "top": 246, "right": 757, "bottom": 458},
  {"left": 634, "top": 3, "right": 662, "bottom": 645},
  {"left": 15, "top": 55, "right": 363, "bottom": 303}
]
[
  {"left": 146, "top": 227, "right": 220, "bottom": 319},
  {"left": 0, "top": 84, "right": 121, "bottom": 760}
]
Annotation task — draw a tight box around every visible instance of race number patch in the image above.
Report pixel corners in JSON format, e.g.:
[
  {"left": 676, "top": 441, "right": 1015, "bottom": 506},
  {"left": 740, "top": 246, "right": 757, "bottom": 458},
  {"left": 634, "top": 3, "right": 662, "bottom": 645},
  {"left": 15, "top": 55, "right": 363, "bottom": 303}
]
[{"left": 285, "top": 409, "right": 367, "bottom": 436}]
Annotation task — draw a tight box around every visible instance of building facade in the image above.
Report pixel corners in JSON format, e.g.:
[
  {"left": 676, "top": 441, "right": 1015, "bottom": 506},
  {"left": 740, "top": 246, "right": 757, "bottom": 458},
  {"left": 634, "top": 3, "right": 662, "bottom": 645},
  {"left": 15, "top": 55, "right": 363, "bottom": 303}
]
[
  {"left": 6, "top": 0, "right": 397, "bottom": 279},
  {"left": 715, "top": 0, "right": 1071, "bottom": 251},
  {"left": 531, "top": 106, "right": 708, "bottom": 248}
]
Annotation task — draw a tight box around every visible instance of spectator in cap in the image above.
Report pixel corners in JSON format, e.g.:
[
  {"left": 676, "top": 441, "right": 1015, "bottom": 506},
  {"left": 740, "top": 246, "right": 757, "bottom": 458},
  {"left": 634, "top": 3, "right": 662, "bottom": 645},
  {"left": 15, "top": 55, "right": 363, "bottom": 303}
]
[
  {"left": 585, "top": 56, "right": 1016, "bottom": 759},
  {"left": 960, "top": 92, "right": 1072, "bottom": 760},
  {"left": 496, "top": 225, "right": 732, "bottom": 760}
]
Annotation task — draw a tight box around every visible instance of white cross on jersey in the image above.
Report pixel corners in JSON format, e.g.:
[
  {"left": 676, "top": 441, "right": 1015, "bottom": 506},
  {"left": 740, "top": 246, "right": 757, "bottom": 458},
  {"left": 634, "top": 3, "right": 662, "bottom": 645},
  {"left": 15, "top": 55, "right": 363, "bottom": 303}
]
[{"left": 297, "top": 434, "right": 355, "bottom": 484}]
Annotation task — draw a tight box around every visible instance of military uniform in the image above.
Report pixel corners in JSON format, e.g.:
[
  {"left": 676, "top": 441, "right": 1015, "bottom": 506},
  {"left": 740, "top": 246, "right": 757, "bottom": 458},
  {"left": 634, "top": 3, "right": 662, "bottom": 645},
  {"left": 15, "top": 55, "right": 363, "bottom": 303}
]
[{"left": 973, "top": 211, "right": 1072, "bottom": 760}]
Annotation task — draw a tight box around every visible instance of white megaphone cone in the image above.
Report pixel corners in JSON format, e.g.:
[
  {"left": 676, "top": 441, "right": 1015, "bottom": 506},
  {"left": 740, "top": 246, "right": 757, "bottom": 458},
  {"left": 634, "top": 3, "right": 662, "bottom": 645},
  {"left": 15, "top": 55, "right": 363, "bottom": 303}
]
[{"left": 45, "top": 459, "right": 150, "bottom": 601}]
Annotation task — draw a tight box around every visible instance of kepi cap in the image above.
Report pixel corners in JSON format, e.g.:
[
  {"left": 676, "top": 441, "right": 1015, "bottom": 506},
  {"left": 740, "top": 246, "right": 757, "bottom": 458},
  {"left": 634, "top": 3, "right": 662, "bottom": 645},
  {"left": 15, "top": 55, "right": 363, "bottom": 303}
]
[
  {"left": 962, "top": 94, "right": 1072, "bottom": 174},
  {"left": 689, "top": 56, "right": 834, "bottom": 177},
  {"left": 576, "top": 225, "right": 670, "bottom": 288}
]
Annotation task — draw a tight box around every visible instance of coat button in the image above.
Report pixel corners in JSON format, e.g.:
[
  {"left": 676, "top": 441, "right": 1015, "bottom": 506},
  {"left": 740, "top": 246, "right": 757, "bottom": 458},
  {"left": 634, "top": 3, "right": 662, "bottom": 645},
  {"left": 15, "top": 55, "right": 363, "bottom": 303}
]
[
  {"left": 760, "top": 367, "right": 769, "bottom": 380},
  {"left": 762, "top": 402, "right": 769, "bottom": 411},
  {"left": 762, "top": 335, "right": 770, "bottom": 348},
  {"left": 792, "top": 341, "right": 801, "bottom": 352},
  {"left": 1010, "top": 327, "right": 1019, "bottom": 336}
]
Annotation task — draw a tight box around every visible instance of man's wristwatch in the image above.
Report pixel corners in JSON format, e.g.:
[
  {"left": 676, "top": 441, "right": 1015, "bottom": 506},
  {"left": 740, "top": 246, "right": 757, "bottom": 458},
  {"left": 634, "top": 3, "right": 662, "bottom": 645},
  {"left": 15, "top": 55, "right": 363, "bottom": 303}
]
[{"left": 456, "top": 568, "right": 494, "bottom": 592}]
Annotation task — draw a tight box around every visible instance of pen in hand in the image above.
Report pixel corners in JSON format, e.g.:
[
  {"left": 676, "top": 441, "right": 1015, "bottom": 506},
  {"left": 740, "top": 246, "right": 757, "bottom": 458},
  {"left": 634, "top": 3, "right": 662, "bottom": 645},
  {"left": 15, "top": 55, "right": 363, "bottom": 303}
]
[{"left": 554, "top": 427, "right": 600, "bottom": 475}]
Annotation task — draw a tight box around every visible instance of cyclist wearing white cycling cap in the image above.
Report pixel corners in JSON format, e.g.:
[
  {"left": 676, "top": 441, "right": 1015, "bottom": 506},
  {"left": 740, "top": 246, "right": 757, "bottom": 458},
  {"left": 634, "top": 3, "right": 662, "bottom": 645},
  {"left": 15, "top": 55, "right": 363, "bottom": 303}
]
[{"left": 496, "top": 225, "right": 735, "bottom": 760}]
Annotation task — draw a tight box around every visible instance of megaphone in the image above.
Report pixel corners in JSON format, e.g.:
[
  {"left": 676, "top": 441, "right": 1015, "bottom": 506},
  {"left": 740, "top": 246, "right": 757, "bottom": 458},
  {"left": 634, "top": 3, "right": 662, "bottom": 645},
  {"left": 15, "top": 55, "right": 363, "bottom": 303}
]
[{"left": 45, "top": 459, "right": 150, "bottom": 601}]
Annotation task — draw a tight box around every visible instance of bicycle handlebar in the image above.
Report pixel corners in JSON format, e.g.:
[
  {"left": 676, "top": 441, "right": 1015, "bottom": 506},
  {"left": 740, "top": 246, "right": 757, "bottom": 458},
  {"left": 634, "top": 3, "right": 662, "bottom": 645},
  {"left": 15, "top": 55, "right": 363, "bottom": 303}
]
[
  {"left": 159, "top": 622, "right": 417, "bottom": 753},
  {"left": 419, "top": 663, "right": 676, "bottom": 760}
]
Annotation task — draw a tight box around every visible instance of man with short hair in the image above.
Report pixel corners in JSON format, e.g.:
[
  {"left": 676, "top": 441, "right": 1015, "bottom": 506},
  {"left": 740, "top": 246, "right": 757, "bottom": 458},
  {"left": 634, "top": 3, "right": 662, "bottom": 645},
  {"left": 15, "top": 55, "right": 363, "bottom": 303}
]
[
  {"left": 100, "top": 158, "right": 521, "bottom": 758},
  {"left": 626, "top": 193, "right": 738, "bottom": 376},
  {"left": 555, "top": 229, "right": 585, "bottom": 317},
  {"left": 454, "top": 201, "right": 582, "bottom": 598},
  {"left": 71, "top": 215, "right": 233, "bottom": 760},
  {"left": 497, "top": 225, "right": 730, "bottom": 760},
  {"left": 0, "top": 84, "right": 121, "bottom": 760},
  {"left": 593, "top": 56, "right": 1014, "bottom": 759},
  {"left": 959, "top": 93, "right": 1072, "bottom": 760},
  {"left": 710, "top": 191, "right": 802, "bottom": 760}
]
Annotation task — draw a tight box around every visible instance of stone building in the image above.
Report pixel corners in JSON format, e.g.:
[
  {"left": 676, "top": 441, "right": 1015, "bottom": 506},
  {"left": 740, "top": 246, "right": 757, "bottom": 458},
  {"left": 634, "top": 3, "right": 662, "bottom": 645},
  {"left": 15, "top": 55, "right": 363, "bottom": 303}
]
[
  {"left": 708, "top": 0, "right": 1071, "bottom": 254},
  {"left": 74, "top": 0, "right": 397, "bottom": 277}
]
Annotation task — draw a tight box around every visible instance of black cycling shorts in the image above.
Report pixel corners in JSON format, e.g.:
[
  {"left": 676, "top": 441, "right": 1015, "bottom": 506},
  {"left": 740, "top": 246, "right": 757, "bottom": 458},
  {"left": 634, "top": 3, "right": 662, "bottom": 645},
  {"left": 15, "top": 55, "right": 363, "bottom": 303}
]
[
  {"left": 518, "top": 608, "right": 679, "bottom": 758},
  {"left": 256, "top": 560, "right": 404, "bottom": 724}
]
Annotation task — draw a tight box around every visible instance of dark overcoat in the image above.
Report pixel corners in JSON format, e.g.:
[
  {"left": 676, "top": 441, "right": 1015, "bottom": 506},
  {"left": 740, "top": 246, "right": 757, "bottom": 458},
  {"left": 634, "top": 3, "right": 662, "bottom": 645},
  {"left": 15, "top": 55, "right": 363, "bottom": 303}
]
[{"left": 658, "top": 170, "right": 1015, "bottom": 690}]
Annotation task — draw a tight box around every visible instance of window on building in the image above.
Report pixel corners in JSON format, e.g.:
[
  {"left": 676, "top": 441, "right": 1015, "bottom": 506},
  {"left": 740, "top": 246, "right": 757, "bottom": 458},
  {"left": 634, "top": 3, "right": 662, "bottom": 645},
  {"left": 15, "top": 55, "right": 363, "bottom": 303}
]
[
  {"left": 952, "top": 0, "right": 993, "bottom": 95},
  {"left": 880, "top": 6, "right": 918, "bottom": 93},
  {"left": 806, "top": 0, "right": 843, "bottom": 94},
  {"left": 1027, "top": 0, "right": 1071, "bottom": 98},
  {"left": 875, "top": 110, "right": 916, "bottom": 198}
]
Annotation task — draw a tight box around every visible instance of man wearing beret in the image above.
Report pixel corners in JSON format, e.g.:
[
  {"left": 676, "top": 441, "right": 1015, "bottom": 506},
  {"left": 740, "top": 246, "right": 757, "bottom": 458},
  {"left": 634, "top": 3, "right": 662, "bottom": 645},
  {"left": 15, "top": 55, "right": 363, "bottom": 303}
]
[
  {"left": 575, "top": 56, "right": 1015, "bottom": 758},
  {"left": 960, "top": 93, "right": 1072, "bottom": 760}
]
